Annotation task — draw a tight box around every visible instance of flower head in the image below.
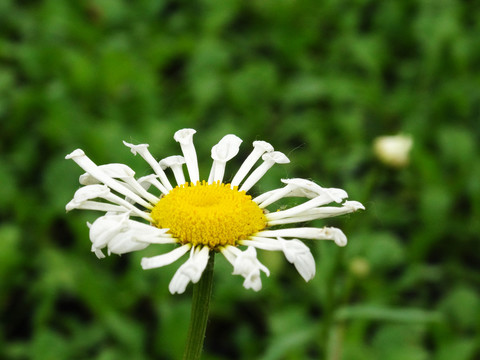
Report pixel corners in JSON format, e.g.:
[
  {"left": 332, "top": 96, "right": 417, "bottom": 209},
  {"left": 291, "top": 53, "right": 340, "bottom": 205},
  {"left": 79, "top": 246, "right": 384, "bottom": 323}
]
[{"left": 66, "top": 128, "right": 364, "bottom": 294}]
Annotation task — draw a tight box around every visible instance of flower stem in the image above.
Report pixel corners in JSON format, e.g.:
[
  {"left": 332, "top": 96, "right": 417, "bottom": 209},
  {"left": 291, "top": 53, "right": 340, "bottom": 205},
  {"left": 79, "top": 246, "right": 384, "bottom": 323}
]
[{"left": 183, "top": 252, "right": 215, "bottom": 360}]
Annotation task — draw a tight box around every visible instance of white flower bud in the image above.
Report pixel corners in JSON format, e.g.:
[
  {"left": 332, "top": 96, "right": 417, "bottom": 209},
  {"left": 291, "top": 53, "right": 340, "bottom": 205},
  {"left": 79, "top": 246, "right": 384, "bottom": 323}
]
[{"left": 374, "top": 134, "right": 413, "bottom": 168}]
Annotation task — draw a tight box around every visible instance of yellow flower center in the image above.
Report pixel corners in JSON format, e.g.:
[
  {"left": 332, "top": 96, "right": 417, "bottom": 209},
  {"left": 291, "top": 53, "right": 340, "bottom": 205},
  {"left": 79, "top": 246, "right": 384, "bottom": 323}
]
[{"left": 151, "top": 181, "right": 267, "bottom": 249}]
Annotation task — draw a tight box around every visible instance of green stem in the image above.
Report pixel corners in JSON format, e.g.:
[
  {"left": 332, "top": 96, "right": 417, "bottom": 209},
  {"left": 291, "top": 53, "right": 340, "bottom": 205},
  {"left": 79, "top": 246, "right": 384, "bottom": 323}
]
[
  {"left": 319, "top": 247, "right": 344, "bottom": 358},
  {"left": 183, "top": 252, "right": 215, "bottom": 360}
]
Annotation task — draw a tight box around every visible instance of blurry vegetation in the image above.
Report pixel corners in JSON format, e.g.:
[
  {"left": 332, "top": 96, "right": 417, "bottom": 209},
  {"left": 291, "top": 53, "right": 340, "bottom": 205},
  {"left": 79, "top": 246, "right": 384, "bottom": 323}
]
[{"left": 1, "top": 0, "right": 479, "bottom": 359}]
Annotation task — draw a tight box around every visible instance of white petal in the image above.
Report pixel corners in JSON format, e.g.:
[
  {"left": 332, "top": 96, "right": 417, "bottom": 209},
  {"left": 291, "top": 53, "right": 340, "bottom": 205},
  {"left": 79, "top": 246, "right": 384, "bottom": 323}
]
[
  {"left": 174, "top": 129, "right": 199, "bottom": 184},
  {"left": 65, "top": 149, "right": 85, "bottom": 159},
  {"left": 127, "top": 219, "right": 170, "bottom": 236},
  {"left": 252, "top": 188, "right": 277, "bottom": 204},
  {"left": 66, "top": 183, "right": 152, "bottom": 221},
  {"left": 79, "top": 163, "right": 136, "bottom": 185},
  {"left": 141, "top": 244, "right": 191, "bottom": 270},
  {"left": 173, "top": 128, "right": 196, "bottom": 145},
  {"left": 159, "top": 155, "right": 186, "bottom": 169},
  {"left": 66, "top": 149, "right": 154, "bottom": 208},
  {"left": 255, "top": 226, "right": 348, "bottom": 246},
  {"left": 123, "top": 141, "right": 172, "bottom": 192},
  {"left": 121, "top": 177, "right": 159, "bottom": 204},
  {"left": 240, "top": 237, "right": 315, "bottom": 281},
  {"left": 168, "top": 246, "right": 210, "bottom": 294},
  {"left": 160, "top": 156, "right": 186, "bottom": 186},
  {"left": 252, "top": 140, "right": 274, "bottom": 152},
  {"left": 265, "top": 190, "right": 347, "bottom": 221},
  {"left": 254, "top": 179, "right": 349, "bottom": 207},
  {"left": 127, "top": 222, "right": 174, "bottom": 244},
  {"left": 211, "top": 134, "right": 242, "bottom": 162},
  {"left": 208, "top": 134, "right": 242, "bottom": 183},
  {"left": 221, "top": 246, "right": 269, "bottom": 291},
  {"left": 91, "top": 245, "right": 106, "bottom": 259},
  {"left": 88, "top": 213, "right": 165, "bottom": 255},
  {"left": 107, "top": 230, "right": 151, "bottom": 254},
  {"left": 231, "top": 140, "right": 274, "bottom": 188},
  {"left": 256, "top": 184, "right": 296, "bottom": 208},
  {"left": 89, "top": 213, "right": 130, "bottom": 249},
  {"left": 267, "top": 201, "right": 365, "bottom": 225},
  {"left": 70, "top": 200, "right": 127, "bottom": 213},
  {"left": 66, "top": 185, "right": 109, "bottom": 211},
  {"left": 239, "top": 151, "right": 290, "bottom": 192},
  {"left": 281, "top": 178, "right": 348, "bottom": 201},
  {"left": 102, "top": 193, "right": 153, "bottom": 222},
  {"left": 318, "top": 227, "right": 348, "bottom": 246},
  {"left": 137, "top": 174, "right": 169, "bottom": 194},
  {"left": 70, "top": 184, "right": 110, "bottom": 203},
  {"left": 344, "top": 200, "right": 365, "bottom": 211},
  {"left": 279, "top": 238, "right": 315, "bottom": 281}
]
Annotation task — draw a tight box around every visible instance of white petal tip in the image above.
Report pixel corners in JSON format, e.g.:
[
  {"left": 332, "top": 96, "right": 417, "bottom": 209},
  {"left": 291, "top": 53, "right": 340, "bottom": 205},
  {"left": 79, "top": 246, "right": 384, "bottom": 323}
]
[
  {"left": 123, "top": 141, "right": 148, "bottom": 155},
  {"left": 334, "top": 235, "right": 348, "bottom": 247},
  {"left": 94, "top": 250, "right": 106, "bottom": 259},
  {"left": 253, "top": 140, "right": 274, "bottom": 152},
  {"left": 65, "top": 149, "right": 85, "bottom": 159},
  {"left": 159, "top": 155, "right": 186, "bottom": 169},
  {"left": 140, "top": 258, "right": 153, "bottom": 270},
  {"left": 174, "top": 128, "right": 197, "bottom": 144},
  {"left": 168, "top": 282, "right": 187, "bottom": 295},
  {"left": 262, "top": 151, "right": 290, "bottom": 164},
  {"left": 327, "top": 188, "right": 349, "bottom": 203},
  {"left": 345, "top": 200, "right": 365, "bottom": 211},
  {"left": 320, "top": 227, "right": 348, "bottom": 246},
  {"left": 65, "top": 202, "right": 76, "bottom": 211},
  {"left": 211, "top": 134, "right": 243, "bottom": 161}
]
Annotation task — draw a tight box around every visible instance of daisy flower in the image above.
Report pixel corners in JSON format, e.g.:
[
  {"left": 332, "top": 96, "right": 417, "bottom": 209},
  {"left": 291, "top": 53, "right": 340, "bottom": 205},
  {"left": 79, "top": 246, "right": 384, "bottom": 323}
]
[{"left": 66, "top": 128, "right": 364, "bottom": 294}]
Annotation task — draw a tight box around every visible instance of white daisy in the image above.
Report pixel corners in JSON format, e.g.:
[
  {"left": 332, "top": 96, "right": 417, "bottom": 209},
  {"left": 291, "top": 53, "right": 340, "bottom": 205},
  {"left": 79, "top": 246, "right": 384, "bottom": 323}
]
[{"left": 66, "top": 128, "right": 364, "bottom": 294}]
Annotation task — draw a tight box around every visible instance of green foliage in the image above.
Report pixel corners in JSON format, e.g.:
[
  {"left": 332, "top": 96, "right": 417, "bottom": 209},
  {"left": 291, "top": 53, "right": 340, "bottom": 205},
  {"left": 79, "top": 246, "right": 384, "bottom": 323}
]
[{"left": 1, "top": 0, "right": 479, "bottom": 359}]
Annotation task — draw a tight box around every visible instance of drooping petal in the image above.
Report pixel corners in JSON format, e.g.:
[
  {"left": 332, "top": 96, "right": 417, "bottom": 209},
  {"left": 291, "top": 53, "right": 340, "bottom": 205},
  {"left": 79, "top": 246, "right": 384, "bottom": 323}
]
[
  {"left": 168, "top": 246, "right": 210, "bottom": 294},
  {"left": 107, "top": 229, "right": 152, "bottom": 255},
  {"left": 141, "top": 244, "right": 191, "bottom": 270},
  {"left": 221, "top": 246, "right": 269, "bottom": 291},
  {"left": 279, "top": 238, "right": 316, "bottom": 281},
  {"left": 125, "top": 219, "right": 175, "bottom": 244},
  {"left": 239, "top": 237, "right": 315, "bottom": 281},
  {"left": 88, "top": 213, "right": 169, "bottom": 257},
  {"left": 88, "top": 213, "right": 130, "bottom": 253}
]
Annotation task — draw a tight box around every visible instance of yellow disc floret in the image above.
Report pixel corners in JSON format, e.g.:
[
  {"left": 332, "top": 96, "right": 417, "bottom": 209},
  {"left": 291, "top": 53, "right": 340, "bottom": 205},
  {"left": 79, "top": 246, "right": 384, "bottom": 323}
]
[{"left": 151, "top": 181, "right": 267, "bottom": 248}]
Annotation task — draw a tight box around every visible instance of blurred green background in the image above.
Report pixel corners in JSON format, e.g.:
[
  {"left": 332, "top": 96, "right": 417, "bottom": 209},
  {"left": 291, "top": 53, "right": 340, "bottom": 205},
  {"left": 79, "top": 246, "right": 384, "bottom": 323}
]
[{"left": 1, "top": 0, "right": 479, "bottom": 359}]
